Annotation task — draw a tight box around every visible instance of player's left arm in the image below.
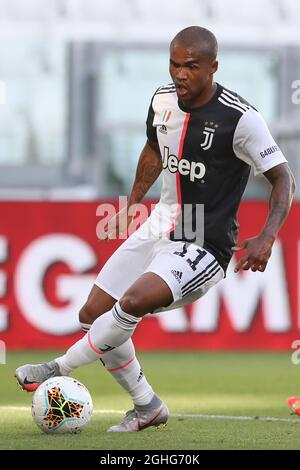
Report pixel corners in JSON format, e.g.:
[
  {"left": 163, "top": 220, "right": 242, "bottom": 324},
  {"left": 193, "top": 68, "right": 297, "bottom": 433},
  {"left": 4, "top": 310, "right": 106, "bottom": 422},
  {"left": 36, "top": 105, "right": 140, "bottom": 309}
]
[
  {"left": 234, "top": 162, "right": 296, "bottom": 272},
  {"left": 232, "top": 108, "right": 296, "bottom": 273}
]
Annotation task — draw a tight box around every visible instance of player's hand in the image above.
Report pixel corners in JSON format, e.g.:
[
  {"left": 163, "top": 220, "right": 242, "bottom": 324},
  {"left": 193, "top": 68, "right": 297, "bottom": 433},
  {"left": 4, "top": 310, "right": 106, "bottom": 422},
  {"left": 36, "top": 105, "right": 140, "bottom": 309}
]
[
  {"left": 232, "top": 234, "right": 275, "bottom": 273},
  {"left": 99, "top": 207, "right": 133, "bottom": 241}
]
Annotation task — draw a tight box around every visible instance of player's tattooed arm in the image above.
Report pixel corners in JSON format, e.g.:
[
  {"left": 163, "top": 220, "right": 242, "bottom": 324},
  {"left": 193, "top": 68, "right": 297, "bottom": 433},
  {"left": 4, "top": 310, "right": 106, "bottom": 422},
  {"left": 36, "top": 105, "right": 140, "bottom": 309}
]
[
  {"left": 233, "top": 162, "right": 296, "bottom": 272},
  {"left": 128, "top": 139, "right": 162, "bottom": 206},
  {"left": 99, "top": 139, "right": 162, "bottom": 240},
  {"left": 261, "top": 162, "right": 296, "bottom": 239}
]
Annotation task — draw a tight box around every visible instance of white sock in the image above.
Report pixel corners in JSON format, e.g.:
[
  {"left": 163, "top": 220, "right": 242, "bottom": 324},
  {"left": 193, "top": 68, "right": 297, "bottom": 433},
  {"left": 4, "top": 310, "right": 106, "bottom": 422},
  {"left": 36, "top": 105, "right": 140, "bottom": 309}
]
[
  {"left": 100, "top": 339, "right": 154, "bottom": 406},
  {"left": 79, "top": 322, "right": 154, "bottom": 406},
  {"left": 55, "top": 302, "right": 141, "bottom": 375}
]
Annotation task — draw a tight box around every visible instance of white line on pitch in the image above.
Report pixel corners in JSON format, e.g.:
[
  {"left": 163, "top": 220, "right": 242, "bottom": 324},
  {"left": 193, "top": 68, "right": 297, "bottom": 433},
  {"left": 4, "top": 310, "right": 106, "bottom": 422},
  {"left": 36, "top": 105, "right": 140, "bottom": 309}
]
[
  {"left": 171, "top": 413, "right": 300, "bottom": 423},
  {"left": 0, "top": 406, "right": 30, "bottom": 412},
  {"left": 1, "top": 406, "right": 299, "bottom": 423}
]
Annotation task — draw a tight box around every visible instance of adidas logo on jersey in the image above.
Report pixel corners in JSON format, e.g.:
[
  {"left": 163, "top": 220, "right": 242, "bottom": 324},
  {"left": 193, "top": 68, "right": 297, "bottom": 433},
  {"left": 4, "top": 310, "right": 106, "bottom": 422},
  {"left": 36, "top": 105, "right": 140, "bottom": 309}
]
[
  {"left": 159, "top": 125, "right": 168, "bottom": 135},
  {"left": 171, "top": 269, "right": 183, "bottom": 283},
  {"left": 162, "top": 146, "right": 206, "bottom": 182}
]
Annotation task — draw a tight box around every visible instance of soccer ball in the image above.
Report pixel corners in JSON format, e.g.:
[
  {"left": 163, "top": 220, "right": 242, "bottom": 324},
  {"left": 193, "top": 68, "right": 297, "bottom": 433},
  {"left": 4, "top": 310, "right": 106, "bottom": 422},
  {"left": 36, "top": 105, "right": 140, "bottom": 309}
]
[{"left": 31, "top": 376, "right": 93, "bottom": 434}]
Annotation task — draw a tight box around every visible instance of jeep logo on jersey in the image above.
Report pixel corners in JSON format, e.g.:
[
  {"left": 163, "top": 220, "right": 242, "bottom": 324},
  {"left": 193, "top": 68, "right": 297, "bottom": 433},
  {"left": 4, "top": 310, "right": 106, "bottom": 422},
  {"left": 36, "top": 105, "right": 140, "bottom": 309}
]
[
  {"left": 162, "top": 146, "right": 206, "bottom": 182},
  {"left": 200, "top": 122, "right": 218, "bottom": 151}
]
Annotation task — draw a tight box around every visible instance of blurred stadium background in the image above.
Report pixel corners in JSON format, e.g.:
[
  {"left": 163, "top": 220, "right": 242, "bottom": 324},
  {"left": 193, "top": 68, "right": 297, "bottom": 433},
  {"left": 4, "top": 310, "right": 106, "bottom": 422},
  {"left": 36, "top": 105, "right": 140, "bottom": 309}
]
[{"left": 1, "top": 0, "right": 300, "bottom": 450}]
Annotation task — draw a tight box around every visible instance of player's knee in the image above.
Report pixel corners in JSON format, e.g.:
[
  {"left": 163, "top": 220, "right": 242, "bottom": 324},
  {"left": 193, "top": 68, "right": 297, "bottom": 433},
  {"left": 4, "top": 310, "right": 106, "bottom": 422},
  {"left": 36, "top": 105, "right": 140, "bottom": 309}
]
[{"left": 119, "top": 294, "right": 142, "bottom": 316}]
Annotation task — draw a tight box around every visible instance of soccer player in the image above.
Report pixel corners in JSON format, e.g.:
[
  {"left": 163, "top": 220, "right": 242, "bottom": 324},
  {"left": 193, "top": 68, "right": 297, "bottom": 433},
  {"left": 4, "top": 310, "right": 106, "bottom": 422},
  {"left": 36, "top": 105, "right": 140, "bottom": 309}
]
[{"left": 16, "top": 26, "right": 295, "bottom": 432}]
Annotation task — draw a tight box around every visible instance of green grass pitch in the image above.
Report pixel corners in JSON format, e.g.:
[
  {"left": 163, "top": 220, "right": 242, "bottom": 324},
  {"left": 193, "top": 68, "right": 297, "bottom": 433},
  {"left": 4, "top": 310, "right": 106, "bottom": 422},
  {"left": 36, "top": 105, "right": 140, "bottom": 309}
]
[{"left": 1, "top": 351, "right": 300, "bottom": 450}]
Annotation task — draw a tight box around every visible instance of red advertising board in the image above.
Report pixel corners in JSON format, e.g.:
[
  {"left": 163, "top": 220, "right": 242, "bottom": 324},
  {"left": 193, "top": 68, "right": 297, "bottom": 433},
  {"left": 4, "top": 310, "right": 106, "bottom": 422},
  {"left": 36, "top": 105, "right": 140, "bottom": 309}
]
[{"left": 0, "top": 200, "right": 299, "bottom": 350}]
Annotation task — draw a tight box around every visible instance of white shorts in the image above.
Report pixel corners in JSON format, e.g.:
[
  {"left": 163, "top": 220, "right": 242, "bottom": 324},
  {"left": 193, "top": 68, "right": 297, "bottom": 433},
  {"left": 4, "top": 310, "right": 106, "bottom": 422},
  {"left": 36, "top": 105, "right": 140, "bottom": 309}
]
[{"left": 95, "top": 220, "right": 224, "bottom": 313}]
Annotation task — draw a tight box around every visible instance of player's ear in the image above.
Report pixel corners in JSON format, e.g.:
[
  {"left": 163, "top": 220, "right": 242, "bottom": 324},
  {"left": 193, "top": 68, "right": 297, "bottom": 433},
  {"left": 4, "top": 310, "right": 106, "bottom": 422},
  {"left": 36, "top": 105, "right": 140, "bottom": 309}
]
[{"left": 210, "top": 59, "right": 218, "bottom": 74}]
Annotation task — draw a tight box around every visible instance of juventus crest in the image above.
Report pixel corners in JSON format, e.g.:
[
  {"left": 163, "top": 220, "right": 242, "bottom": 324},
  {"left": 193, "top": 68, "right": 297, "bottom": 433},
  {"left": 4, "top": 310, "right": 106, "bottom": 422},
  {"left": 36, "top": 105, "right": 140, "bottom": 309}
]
[{"left": 200, "top": 121, "right": 219, "bottom": 150}]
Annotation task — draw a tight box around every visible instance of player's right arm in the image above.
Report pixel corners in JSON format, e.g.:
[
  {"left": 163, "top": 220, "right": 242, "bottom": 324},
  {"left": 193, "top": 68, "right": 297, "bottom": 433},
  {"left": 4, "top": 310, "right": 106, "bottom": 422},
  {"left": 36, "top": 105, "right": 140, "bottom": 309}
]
[
  {"left": 100, "top": 139, "right": 162, "bottom": 240},
  {"left": 127, "top": 139, "right": 162, "bottom": 207}
]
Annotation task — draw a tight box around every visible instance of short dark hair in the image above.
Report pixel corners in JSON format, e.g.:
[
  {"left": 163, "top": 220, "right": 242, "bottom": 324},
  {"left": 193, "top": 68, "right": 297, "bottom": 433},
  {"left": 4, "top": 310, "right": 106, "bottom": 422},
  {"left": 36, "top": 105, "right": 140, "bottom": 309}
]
[{"left": 171, "top": 26, "right": 218, "bottom": 61}]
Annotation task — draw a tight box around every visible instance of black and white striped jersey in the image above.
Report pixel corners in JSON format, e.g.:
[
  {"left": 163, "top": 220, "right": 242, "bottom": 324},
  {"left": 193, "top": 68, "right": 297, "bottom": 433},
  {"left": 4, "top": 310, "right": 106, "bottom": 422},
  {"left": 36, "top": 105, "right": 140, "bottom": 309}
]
[{"left": 146, "top": 82, "right": 287, "bottom": 273}]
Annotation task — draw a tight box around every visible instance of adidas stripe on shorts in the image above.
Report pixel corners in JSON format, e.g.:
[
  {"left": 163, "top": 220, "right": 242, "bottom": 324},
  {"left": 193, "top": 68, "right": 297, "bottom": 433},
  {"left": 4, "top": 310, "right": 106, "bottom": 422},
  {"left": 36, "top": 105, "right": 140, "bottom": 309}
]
[{"left": 95, "top": 219, "right": 224, "bottom": 313}]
